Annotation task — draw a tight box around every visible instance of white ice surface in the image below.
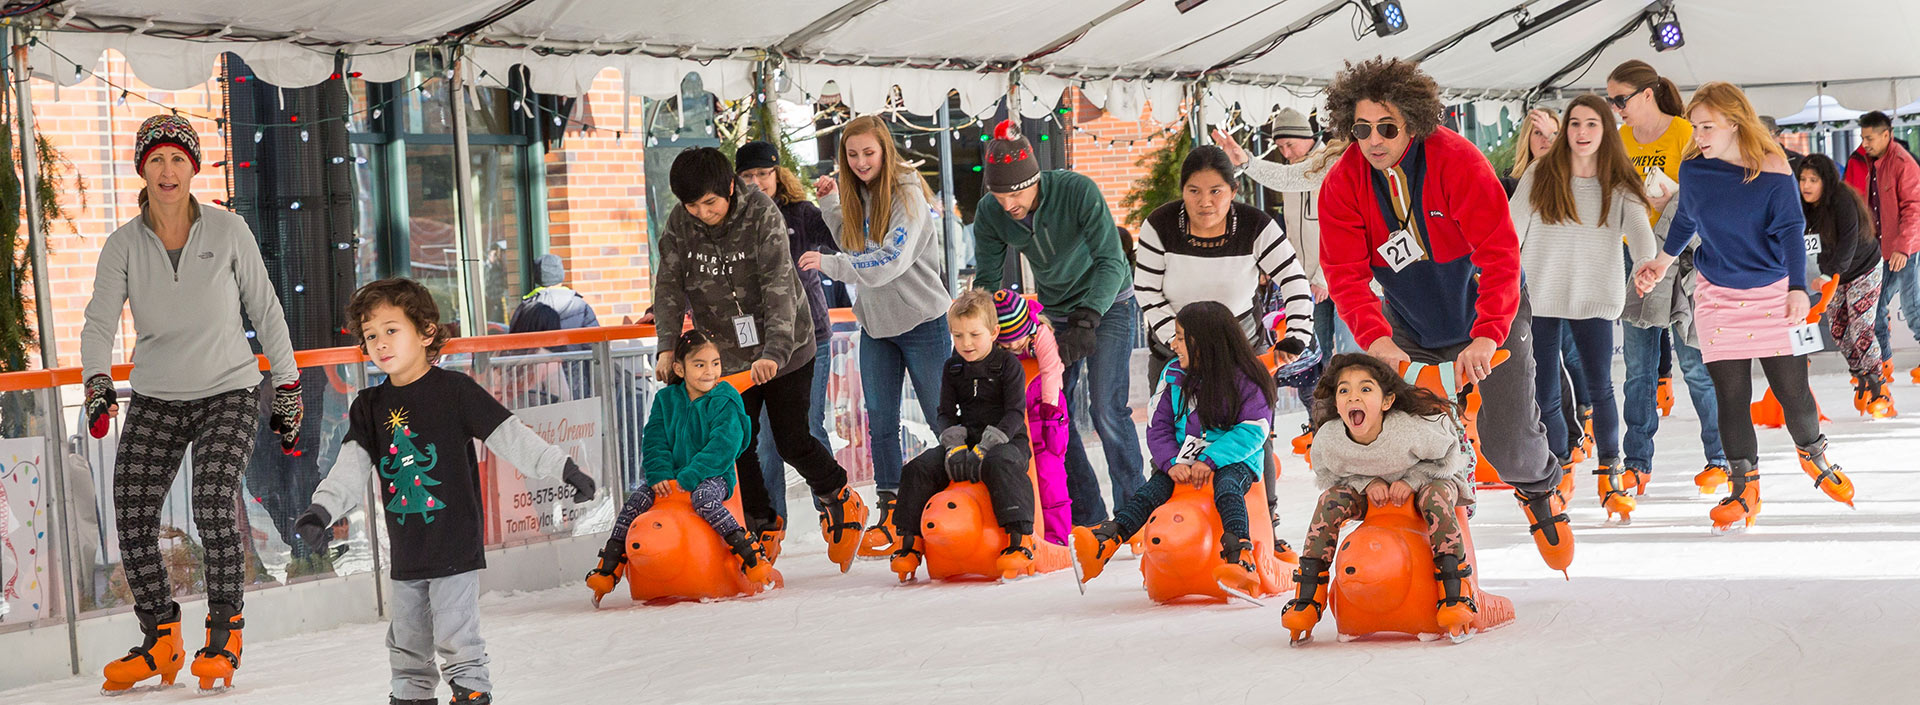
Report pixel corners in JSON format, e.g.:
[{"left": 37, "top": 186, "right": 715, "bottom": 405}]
[{"left": 6, "top": 373, "right": 1919, "bottom": 705}]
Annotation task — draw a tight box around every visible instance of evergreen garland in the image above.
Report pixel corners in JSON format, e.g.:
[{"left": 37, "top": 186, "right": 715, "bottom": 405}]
[{"left": 1119, "top": 124, "right": 1191, "bottom": 228}]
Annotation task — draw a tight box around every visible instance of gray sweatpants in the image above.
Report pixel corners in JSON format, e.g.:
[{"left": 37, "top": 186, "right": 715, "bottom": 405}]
[
  {"left": 1385, "top": 289, "right": 1560, "bottom": 495},
  {"left": 388, "top": 570, "right": 491, "bottom": 698}
]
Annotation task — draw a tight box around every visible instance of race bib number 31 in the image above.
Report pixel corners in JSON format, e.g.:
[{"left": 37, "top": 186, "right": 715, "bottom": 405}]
[
  {"left": 1379, "top": 229, "right": 1425, "bottom": 272},
  {"left": 733, "top": 315, "right": 760, "bottom": 347}
]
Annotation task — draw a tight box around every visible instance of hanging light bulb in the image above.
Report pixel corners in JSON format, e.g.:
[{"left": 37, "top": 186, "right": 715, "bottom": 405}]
[
  {"left": 332, "top": 156, "right": 346, "bottom": 164},
  {"left": 301, "top": 130, "right": 309, "bottom": 142},
  {"left": 253, "top": 129, "right": 264, "bottom": 143},
  {"left": 372, "top": 108, "right": 383, "bottom": 120},
  {"left": 289, "top": 201, "right": 302, "bottom": 210},
  {"left": 293, "top": 283, "right": 306, "bottom": 293},
  {"left": 116, "top": 91, "right": 127, "bottom": 106}
]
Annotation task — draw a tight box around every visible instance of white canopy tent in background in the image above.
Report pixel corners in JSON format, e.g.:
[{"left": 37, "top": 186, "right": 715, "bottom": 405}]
[
  {"left": 21, "top": 0, "right": 1920, "bottom": 121},
  {"left": 1775, "top": 95, "right": 1866, "bottom": 127}
]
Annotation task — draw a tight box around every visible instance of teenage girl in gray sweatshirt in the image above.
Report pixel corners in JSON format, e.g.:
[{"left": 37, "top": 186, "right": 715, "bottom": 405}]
[
  {"left": 89, "top": 115, "right": 301, "bottom": 693},
  {"left": 805, "top": 115, "right": 951, "bottom": 556}
]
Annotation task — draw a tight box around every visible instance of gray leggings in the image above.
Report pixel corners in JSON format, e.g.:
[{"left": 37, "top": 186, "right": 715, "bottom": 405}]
[
  {"left": 608, "top": 476, "right": 742, "bottom": 544},
  {"left": 113, "top": 387, "right": 260, "bottom": 613}
]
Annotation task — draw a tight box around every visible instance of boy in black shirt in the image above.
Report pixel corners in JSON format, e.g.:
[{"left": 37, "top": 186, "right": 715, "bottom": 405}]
[
  {"left": 295, "top": 278, "right": 596, "bottom": 705},
  {"left": 887, "top": 291, "right": 1034, "bottom": 581}
]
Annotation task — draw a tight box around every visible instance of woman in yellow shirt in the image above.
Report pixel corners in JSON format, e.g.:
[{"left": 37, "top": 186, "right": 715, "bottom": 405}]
[{"left": 1606, "top": 59, "right": 1730, "bottom": 499}]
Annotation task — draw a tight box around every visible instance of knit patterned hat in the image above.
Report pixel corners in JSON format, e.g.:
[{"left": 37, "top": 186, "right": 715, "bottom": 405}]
[
  {"left": 993, "top": 289, "right": 1039, "bottom": 344},
  {"left": 1270, "top": 108, "right": 1314, "bottom": 141},
  {"left": 134, "top": 114, "right": 201, "bottom": 174},
  {"left": 983, "top": 120, "right": 1040, "bottom": 193}
]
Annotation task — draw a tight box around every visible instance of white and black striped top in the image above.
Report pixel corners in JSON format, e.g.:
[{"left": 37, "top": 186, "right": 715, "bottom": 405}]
[{"left": 1135, "top": 200, "right": 1314, "bottom": 351}]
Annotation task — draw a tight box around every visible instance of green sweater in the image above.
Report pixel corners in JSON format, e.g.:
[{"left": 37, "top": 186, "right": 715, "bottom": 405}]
[
  {"left": 641, "top": 381, "right": 749, "bottom": 495},
  {"left": 972, "top": 170, "right": 1133, "bottom": 315}
]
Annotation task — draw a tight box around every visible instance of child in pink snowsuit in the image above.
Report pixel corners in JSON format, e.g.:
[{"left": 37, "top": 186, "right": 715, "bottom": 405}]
[{"left": 992, "top": 290, "right": 1072, "bottom": 545}]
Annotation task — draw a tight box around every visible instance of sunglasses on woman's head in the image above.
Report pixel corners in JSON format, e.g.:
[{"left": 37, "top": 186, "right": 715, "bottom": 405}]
[{"left": 1351, "top": 122, "right": 1401, "bottom": 141}]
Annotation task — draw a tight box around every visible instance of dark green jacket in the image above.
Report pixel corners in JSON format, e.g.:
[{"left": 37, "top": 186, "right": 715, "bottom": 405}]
[
  {"left": 972, "top": 170, "right": 1133, "bottom": 315},
  {"left": 641, "top": 381, "right": 749, "bottom": 495}
]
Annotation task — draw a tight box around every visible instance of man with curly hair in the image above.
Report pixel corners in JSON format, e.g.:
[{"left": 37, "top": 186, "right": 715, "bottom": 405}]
[{"left": 1316, "top": 57, "right": 1575, "bottom": 574}]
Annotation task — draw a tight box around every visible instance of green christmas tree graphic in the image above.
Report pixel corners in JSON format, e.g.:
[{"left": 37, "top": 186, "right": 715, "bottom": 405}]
[{"left": 378, "top": 409, "right": 442, "bottom": 525}]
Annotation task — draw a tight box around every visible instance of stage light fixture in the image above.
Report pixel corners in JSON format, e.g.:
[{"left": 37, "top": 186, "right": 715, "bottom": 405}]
[
  {"left": 1650, "top": 14, "right": 1685, "bottom": 52},
  {"left": 1491, "top": 0, "right": 1605, "bottom": 52},
  {"left": 1174, "top": 0, "right": 1210, "bottom": 14},
  {"left": 1371, "top": 0, "right": 1408, "bottom": 38}
]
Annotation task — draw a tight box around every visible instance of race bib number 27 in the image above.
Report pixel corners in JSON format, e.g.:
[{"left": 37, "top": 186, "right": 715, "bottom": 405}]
[{"left": 1379, "top": 229, "right": 1425, "bottom": 272}]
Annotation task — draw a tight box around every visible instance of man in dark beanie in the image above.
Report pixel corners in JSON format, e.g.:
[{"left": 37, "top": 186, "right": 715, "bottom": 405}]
[
  {"left": 972, "top": 119, "right": 1140, "bottom": 523},
  {"left": 1313, "top": 56, "right": 1574, "bottom": 576}
]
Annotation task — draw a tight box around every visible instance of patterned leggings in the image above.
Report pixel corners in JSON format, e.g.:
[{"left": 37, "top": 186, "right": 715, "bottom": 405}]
[
  {"left": 1112, "top": 462, "right": 1258, "bottom": 540},
  {"left": 1828, "top": 268, "right": 1883, "bottom": 377},
  {"left": 114, "top": 387, "right": 260, "bottom": 613},
  {"left": 608, "top": 476, "right": 742, "bottom": 545},
  {"left": 1300, "top": 481, "right": 1464, "bottom": 565}
]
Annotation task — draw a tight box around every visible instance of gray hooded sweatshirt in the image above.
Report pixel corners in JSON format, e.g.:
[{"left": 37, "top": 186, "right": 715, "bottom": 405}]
[
  {"left": 82, "top": 201, "right": 297, "bottom": 400},
  {"left": 1311, "top": 411, "right": 1475, "bottom": 504},
  {"left": 817, "top": 171, "right": 949, "bottom": 339}
]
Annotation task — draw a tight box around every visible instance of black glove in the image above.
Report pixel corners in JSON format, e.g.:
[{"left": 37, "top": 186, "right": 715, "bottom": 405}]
[
  {"left": 562, "top": 458, "right": 597, "bottom": 503},
  {"left": 1057, "top": 308, "right": 1102, "bottom": 365},
  {"left": 293, "top": 504, "right": 332, "bottom": 552},
  {"left": 270, "top": 382, "right": 304, "bottom": 455},
  {"left": 945, "top": 445, "right": 984, "bottom": 483},
  {"left": 84, "top": 374, "right": 116, "bottom": 439}
]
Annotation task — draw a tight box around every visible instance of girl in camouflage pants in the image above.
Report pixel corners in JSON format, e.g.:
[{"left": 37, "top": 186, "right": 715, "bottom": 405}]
[{"left": 1280, "top": 354, "right": 1477, "bottom": 637}]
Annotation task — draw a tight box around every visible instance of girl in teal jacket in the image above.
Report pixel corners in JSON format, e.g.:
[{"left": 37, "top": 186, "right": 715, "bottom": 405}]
[{"left": 587, "top": 330, "right": 773, "bottom": 601}]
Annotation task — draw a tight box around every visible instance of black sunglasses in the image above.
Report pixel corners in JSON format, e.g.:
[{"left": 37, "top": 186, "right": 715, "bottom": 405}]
[
  {"left": 1351, "top": 122, "right": 1401, "bottom": 141},
  {"left": 1605, "top": 86, "right": 1647, "bottom": 110}
]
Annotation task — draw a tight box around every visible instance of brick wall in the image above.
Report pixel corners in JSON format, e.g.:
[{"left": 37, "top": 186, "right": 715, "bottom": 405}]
[
  {"left": 23, "top": 54, "right": 654, "bottom": 371},
  {"left": 1062, "top": 87, "right": 1176, "bottom": 229}
]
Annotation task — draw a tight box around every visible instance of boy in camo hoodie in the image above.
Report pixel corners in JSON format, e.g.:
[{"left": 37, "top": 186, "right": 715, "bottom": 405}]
[{"left": 651, "top": 147, "right": 868, "bottom": 572}]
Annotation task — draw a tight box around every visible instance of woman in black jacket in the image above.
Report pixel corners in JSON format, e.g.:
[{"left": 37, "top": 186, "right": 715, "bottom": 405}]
[{"left": 1798, "top": 153, "right": 1890, "bottom": 415}]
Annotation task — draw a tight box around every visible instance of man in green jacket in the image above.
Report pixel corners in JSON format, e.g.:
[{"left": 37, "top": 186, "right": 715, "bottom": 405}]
[{"left": 973, "top": 120, "right": 1142, "bottom": 522}]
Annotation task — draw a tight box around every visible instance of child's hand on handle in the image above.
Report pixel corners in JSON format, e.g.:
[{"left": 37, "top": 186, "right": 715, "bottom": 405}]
[
  {"left": 651, "top": 480, "right": 677, "bottom": 497},
  {"left": 1367, "top": 337, "right": 1412, "bottom": 370},
  {"left": 1454, "top": 337, "right": 1499, "bottom": 387},
  {"left": 562, "top": 458, "right": 597, "bottom": 503},
  {"left": 1365, "top": 479, "right": 1392, "bottom": 506},
  {"left": 1168, "top": 463, "right": 1190, "bottom": 485},
  {"left": 83, "top": 374, "right": 117, "bottom": 438},
  {"left": 1387, "top": 480, "right": 1414, "bottom": 506},
  {"left": 271, "top": 381, "right": 304, "bottom": 454},
  {"left": 1187, "top": 460, "right": 1213, "bottom": 489}
]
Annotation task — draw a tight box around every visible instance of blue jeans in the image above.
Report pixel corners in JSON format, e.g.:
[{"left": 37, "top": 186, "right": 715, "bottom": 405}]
[
  {"left": 1057, "top": 296, "right": 1144, "bottom": 524},
  {"left": 1532, "top": 317, "right": 1620, "bottom": 461},
  {"left": 1312, "top": 298, "right": 1357, "bottom": 366},
  {"left": 1873, "top": 259, "right": 1920, "bottom": 362},
  {"left": 1622, "top": 322, "right": 1725, "bottom": 471},
  {"left": 860, "top": 315, "right": 951, "bottom": 493},
  {"left": 757, "top": 338, "right": 833, "bottom": 518}
]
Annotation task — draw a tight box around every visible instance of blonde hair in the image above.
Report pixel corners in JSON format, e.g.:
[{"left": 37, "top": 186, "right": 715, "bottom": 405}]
[
  {"left": 1683, "top": 82, "right": 1786, "bottom": 183},
  {"left": 834, "top": 115, "right": 934, "bottom": 251},
  {"left": 948, "top": 289, "right": 998, "bottom": 332},
  {"left": 1510, "top": 107, "right": 1561, "bottom": 179}
]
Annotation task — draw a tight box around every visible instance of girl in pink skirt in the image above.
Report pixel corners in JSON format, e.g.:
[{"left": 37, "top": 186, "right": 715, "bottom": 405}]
[{"left": 1634, "top": 83, "right": 1856, "bottom": 533}]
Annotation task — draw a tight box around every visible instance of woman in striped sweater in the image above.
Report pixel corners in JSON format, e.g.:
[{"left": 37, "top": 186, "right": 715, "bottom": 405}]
[
  {"left": 1510, "top": 94, "right": 1657, "bottom": 524},
  {"left": 1137, "top": 145, "right": 1315, "bottom": 390}
]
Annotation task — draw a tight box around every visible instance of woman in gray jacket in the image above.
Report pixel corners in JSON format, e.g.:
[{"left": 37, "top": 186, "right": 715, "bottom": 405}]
[
  {"left": 87, "top": 115, "right": 302, "bottom": 692},
  {"left": 805, "top": 115, "right": 950, "bottom": 557}
]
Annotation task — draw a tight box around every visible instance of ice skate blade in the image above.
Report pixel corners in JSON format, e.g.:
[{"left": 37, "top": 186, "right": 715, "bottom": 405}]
[
  {"left": 1602, "top": 515, "right": 1633, "bottom": 527},
  {"left": 1448, "top": 630, "right": 1474, "bottom": 644},
  {"left": 1711, "top": 523, "right": 1750, "bottom": 536},
  {"left": 1217, "top": 582, "right": 1265, "bottom": 606},
  {"left": 101, "top": 681, "right": 183, "bottom": 696}
]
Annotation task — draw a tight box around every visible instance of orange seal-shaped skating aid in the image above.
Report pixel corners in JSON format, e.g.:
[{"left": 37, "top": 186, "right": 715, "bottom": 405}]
[
  {"left": 623, "top": 487, "right": 781, "bottom": 603},
  {"left": 1396, "top": 352, "right": 1509, "bottom": 489},
  {"left": 1137, "top": 467, "right": 1289, "bottom": 603},
  {"left": 920, "top": 462, "right": 1073, "bottom": 581},
  {"left": 1329, "top": 501, "right": 1513, "bottom": 641}
]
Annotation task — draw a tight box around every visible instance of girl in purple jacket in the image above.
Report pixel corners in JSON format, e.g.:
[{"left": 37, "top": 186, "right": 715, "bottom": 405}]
[{"left": 1071, "top": 301, "right": 1277, "bottom": 592}]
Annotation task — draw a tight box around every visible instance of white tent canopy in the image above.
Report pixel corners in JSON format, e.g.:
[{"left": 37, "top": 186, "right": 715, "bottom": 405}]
[
  {"left": 1775, "top": 95, "right": 1866, "bottom": 127},
  {"left": 20, "top": 0, "right": 1920, "bottom": 119}
]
